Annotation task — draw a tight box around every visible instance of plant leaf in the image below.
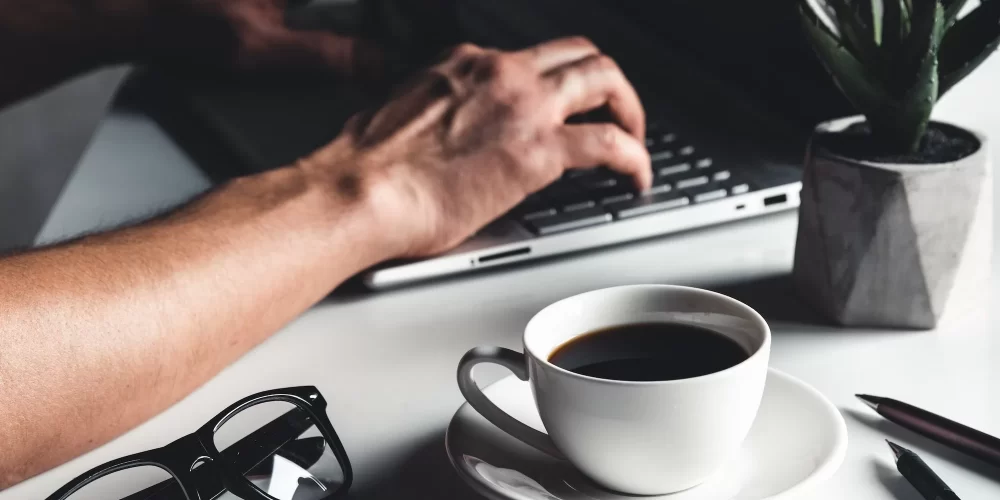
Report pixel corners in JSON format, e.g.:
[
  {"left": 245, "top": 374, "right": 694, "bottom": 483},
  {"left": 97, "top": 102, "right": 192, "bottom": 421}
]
[
  {"left": 901, "top": 0, "right": 914, "bottom": 37},
  {"left": 884, "top": 0, "right": 903, "bottom": 51},
  {"left": 892, "top": 15, "right": 940, "bottom": 152},
  {"left": 939, "top": 0, "right": 1000, "bottom": 95},
  {"left": 799, "top": 3, "right": 889, "bottom": 116},
  {"left": 941, "top": 0, "right": 969, "bottom": 29},
  {"left": 862, "top": 0, "right": 880, "bottom": 44},
  {"left": 814, "top": 0, "right": 843, "bottom": 35},
  {"left": 898, "top": 0, "right": 945, "bottom": 92},
  {"left": 827, "top": 0, "right": 884, "bottom": 66}
]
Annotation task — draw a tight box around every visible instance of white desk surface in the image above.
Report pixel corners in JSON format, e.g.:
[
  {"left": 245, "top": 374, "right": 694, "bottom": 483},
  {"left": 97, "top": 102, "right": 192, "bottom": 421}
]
[{"left": 6, "top": 57, "right": 998, "bottom": 499}]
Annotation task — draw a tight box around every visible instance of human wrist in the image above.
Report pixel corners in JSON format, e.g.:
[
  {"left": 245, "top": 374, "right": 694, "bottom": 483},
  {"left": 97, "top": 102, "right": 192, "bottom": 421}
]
[{"left": 290, "top": 155, "right": 406, "bottom": 270}]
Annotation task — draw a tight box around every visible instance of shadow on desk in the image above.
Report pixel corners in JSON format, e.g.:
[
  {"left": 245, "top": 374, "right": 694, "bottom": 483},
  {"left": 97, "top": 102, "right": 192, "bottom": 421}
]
[
  {"left": 352, "top": 430, "right": 479, "bottom": 500},
  {"left": 328, "top": 271, "right": 837, "bottom": 324},
  {"left": 707, "top": 274, "right": 826, "bottom": 325},
  {"left": 873, "top": 460, "right": 922, "bottom": 500}
]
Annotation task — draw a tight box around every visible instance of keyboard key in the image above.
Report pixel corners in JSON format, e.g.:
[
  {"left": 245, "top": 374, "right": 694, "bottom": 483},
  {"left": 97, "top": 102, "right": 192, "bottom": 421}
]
[
  {"left": 542, "top": 182, "right": 590, "bottom": 205},
  {"left": 564, "top": 200, "right": 596, "bottom": 212},
  {"left": 712, "top": 170, "right": 731, "bottom": 181},
  {"left": 601, "top": 192, "right": 634, "bottom": 205},
  {"left": 512, "top": 194, "right": 548, "bottom": 213},
  {"left": 657, "top": 162, "right": 691, "bottom": 177},
  {"left": 608, "top": 191, "right": 690, "bottom": 219},
  {"left": 730, "top": 183, "right": 750, "bottom": 195},
  {"left": 679, "top": 145, "right": 695, "bottom": 156},
  {"left": 647, "top": 132, "right": 678, "bottom": 155},
  {"left": 527, "top": 207, "right": 612, "bottom": 235},
  {"left": 645, "top": 121, "right": 676, "bottom": 142},
  {"left": 647, "top": 183, "right": 673, "bottom": 195},
  {"left": 650, "top": 172, "right": 673, "bottom": 192},
  {"left": 696, "top": 158, "right": 713, "bottom": 168},
  {"left": 645, "top": 123, "right": 666, "bottom": 139},
  {"left": 521, "top": 208, "right": 557, "bottom": 220},
  {"left": 565, "top": 168, "right": 599, "bottom": 179},
  {"left": 576, "top": 176, "right": 619, "bottom": 190},
  {"left": 649, "top": 150, "right": 675, "bottom": 162},
  {"left": 685, "top": 184, "right": 728, "bottom": 203},
  {"left": 588, "top": 179, "right": 636, "bottom": 200},
  {"left": 676, "top": 175, "right": 710, "bottom": 189}
]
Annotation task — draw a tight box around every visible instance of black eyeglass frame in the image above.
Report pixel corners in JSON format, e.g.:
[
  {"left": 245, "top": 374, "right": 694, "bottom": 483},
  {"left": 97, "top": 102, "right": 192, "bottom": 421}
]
[{"left": 46, "top": 386, "right": 353, "bottom": 500}]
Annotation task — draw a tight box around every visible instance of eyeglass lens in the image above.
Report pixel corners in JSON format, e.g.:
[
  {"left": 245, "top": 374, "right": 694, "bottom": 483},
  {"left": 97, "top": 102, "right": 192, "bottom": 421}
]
[
  {"left": 214, "top": 400, "right": 345, "bottom": 500},
  {"left": 61, "top": 465, "right": 182, "bottom": 500}
]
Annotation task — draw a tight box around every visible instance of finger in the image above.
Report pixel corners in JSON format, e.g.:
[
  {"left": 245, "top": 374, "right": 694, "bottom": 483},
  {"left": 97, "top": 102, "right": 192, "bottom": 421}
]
[
  {"left": 362, "top": 75, "right": 454, "bottom": 146},
  {"left": 547, "top": 54, "right": 645, "bottom": 141},
  {"left": 426, "top": 43, "right": 488, "bottom": 96},
  {"left": 516, "top": 36, "right": 600, "bottom": 72},
  {"left": 434, "top": 43, "right": 487, "bottom": 73},
  {"left": 248, "top": 29, "right": 383, "bottom": 78},
  {"left": 559, "top": 123, "right": 652, "bottom": 191}
]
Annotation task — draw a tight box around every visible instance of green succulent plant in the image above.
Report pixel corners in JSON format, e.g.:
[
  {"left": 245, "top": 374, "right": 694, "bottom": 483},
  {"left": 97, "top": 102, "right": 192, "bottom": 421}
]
[{"left": 800, "top": 0, "right": 999, "bottom": 153}]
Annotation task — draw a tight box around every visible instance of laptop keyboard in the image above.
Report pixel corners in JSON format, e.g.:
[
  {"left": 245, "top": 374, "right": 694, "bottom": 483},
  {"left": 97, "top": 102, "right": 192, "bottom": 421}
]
[{"left": 510, "top": 123, "right": 752, "bottom": 236}]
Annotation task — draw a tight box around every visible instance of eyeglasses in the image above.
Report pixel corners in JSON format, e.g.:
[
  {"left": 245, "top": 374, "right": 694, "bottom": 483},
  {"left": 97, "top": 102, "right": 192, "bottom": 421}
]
[{"left": 46, "top": 386, "right": 352, "bottom": 500}]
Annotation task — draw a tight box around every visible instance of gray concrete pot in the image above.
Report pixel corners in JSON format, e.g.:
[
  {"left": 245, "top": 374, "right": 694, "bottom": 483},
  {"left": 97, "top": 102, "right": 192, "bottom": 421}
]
[{"left": 792, "top": 116, "right": 989, "bottom": 329}]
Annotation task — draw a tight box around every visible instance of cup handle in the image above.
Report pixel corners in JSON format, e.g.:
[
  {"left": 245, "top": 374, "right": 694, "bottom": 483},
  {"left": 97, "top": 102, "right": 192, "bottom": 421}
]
[{"left": 457, "top": 346, "right": 565, "bottom": 459}]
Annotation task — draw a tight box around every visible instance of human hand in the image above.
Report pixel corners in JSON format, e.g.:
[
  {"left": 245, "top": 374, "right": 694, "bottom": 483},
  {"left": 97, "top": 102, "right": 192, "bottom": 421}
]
[
  {"left": 299, "top": 37, "right": 652, "bottom": 258},
  {"left": 118, "top": 0, "right": 381, "bottom": 78}
]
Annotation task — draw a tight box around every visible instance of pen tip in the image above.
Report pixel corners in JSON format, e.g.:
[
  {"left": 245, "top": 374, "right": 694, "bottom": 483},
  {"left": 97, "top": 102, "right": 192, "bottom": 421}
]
[
  {"left": 856, "top": 394, "right": 880, "bottom": 411},
  {"left": 886, "top": 440, "right": 906, "bottom": 461}
]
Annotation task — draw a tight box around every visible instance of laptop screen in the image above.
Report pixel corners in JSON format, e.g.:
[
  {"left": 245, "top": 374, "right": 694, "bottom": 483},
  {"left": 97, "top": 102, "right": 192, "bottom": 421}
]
[
  {"left": 606, "top": 1, "right": 853, "bottom": 125},
  {"left": 444, "top": 0, "right": 854, "bottom": 129}
]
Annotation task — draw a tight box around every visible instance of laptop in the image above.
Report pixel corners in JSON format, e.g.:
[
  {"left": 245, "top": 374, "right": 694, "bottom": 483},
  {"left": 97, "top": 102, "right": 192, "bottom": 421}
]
[{"left": 140, "top": 0, "right": 854, "bottom": 289}]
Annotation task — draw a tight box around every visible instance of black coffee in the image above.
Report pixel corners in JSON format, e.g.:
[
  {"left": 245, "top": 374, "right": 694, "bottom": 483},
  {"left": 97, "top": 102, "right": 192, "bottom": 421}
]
[{"left": 548, "top": 322, "right": 749, "bottom": 382}]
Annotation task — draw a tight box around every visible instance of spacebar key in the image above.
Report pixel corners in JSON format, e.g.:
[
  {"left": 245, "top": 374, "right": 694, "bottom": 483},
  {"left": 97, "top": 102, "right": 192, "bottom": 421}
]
[
  {"left": 610, "top": 191, "right": 690, "bottom": 219},
  {"left": 528, "top": 207, "right": 612, "bottom": 235}
]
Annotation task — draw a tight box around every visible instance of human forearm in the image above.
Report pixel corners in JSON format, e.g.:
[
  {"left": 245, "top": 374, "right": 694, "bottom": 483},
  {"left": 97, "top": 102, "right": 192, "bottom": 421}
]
[
  {"left": 0, "top": 164, "right": 386, "bottom": 487},
  {"left": 0, "top": 33, "right": 649, "bottom": 490}
]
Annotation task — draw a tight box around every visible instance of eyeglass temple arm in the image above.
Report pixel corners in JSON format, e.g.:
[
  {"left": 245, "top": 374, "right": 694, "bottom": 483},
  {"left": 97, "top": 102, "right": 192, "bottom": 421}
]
[{"left": 122, "top": 407, "right": 316, "bottom": 500}]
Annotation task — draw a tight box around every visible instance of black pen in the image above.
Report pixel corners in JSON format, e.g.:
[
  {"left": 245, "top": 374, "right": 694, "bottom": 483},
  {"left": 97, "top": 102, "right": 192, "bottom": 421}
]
[
  {"left": 859, "top": 394, "right": 1000, "bottom": 469},
  {"left": 888, "top": 441, "right": 961, "bottom": 500}
]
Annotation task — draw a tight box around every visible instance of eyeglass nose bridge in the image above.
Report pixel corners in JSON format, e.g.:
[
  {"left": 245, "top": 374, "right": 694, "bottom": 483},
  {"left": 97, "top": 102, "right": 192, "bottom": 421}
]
[
  {"left": 166, "top": 437, "right": 277, "bottom": 500},
  {"left": 150, "top": 434, "right": 228, "bottom": 499},
  {"left": 158, "top": 453, "right": 237, "bottom": 500}
]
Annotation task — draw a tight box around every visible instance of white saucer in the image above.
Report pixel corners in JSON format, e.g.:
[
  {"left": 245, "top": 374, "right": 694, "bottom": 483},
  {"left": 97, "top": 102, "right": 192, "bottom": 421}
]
[{"left": 446, "top": 368, "right": 847, "bottom": 500}]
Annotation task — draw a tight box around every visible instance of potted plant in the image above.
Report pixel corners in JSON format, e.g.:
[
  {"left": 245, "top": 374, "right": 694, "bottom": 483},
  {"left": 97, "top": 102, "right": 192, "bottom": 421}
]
[{"left": 793, "top": 0, "right": 998, "bottom": 329}]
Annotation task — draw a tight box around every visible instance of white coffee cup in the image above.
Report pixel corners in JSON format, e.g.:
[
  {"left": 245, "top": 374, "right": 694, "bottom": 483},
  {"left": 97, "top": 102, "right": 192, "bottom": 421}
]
[{"left": 457, "top": 285, "right": 770, "bottom": 495}]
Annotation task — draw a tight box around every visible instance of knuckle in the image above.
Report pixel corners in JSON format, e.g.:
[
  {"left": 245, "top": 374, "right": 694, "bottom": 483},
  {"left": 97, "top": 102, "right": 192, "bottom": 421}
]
[
  {"left": 565, "top": 36, "right": 598, "bottom": 51},
  {"left": 475, "top": 53, "right": 518, "bottom": 83},
  {"left": 592, "top": 54, "right": 620, "bottom": 74},
  {"left": 549, "top": 68, "right": 572, "bottom": 92},
  {"left": 596, "top": 125, "right": 620, "bottom": 150},
  {"left": 482, "top": 67, "right": 535, "bottom": 108},
  {"left": 450, "top": 43, "right": 480, "bottom": 58}
]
